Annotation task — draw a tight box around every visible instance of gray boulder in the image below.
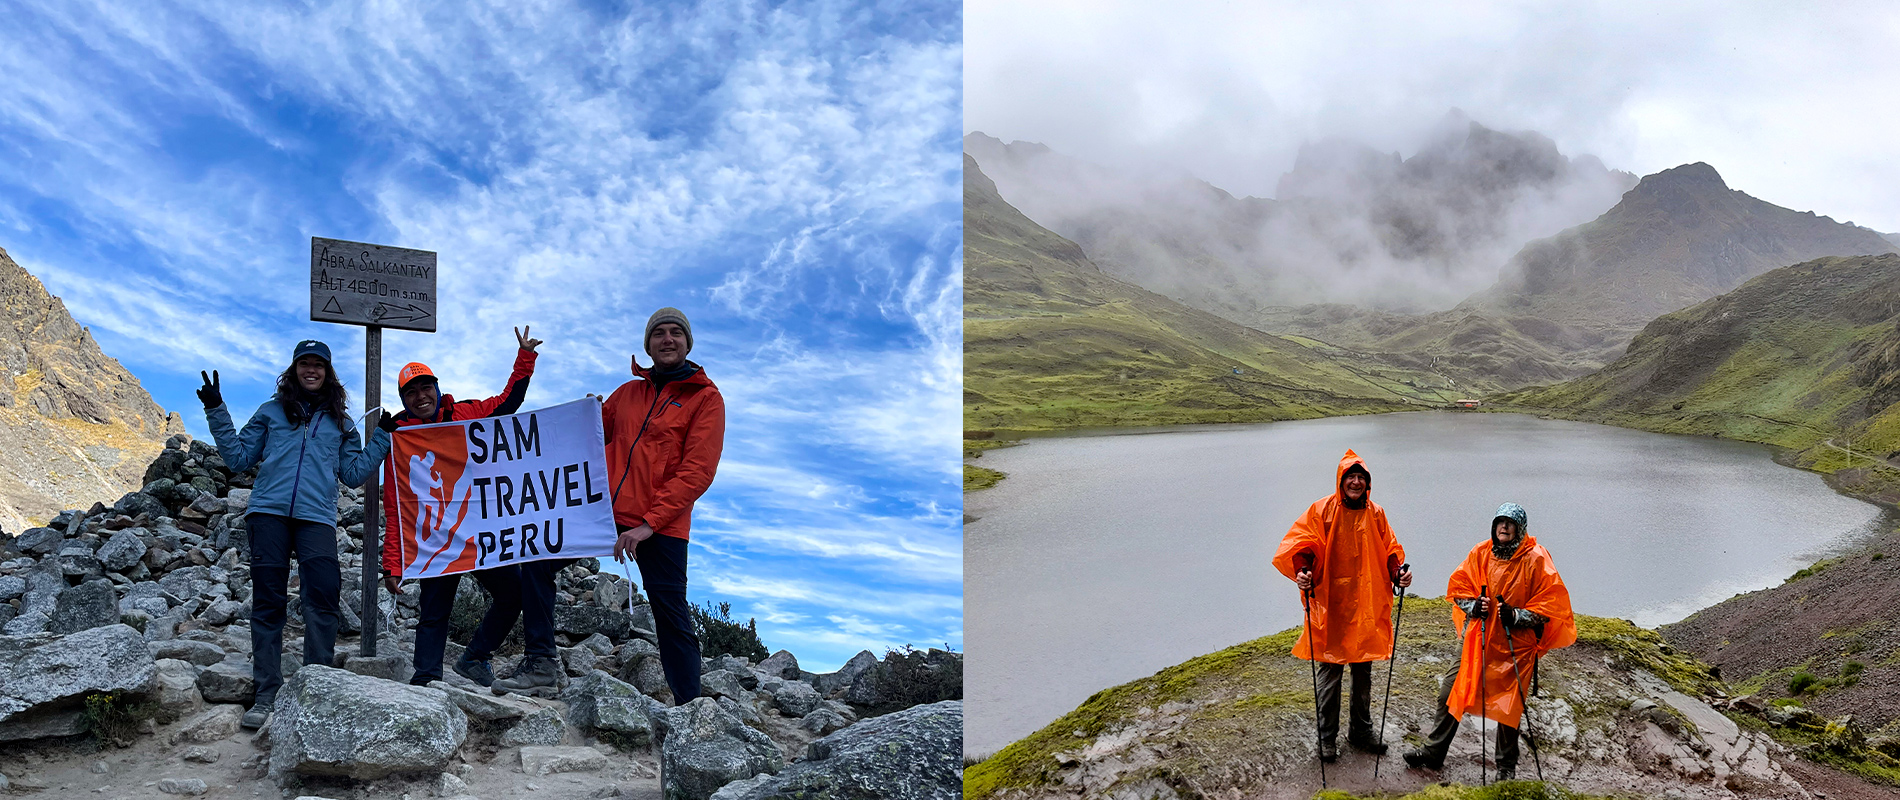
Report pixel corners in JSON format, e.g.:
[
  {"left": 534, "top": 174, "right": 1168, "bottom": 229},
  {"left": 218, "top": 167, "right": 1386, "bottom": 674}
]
[
  {"left": 195, "top": 660, "right": 256, "bottom": 705},
  {"left": 152, "top": 639, "right": 225, "bottom": 667},
  {"left": 96, "top": 529, "right": 147, "bottom": 572},
  {"left": 150, "top": 658, "right": 205, "bottom": 717},
  {"left": 563, "top": 670, "right": 662, "bottom": 746},
  {"left": 710, "top": 701, "right": 962, "bottom": 800},
  {"left": 499, "top": 705, "right": 567, "bottom": 747},
  {"left": 812, "top": 651, "right": 877, "bottom": 698},
  {"left": 113, "top": 492, "right": 168, "bottom": 521},
  {"left": 700, "top": 669, "right": 749, "bottom": 701},
  {"left": 661, "top": 697, "right": 783, "bottom": 800},
  {"left": 757, "top": 650, "right": 799, "bottom": 681},
  {"left": 0, "top": 575, "right": 24, "bottom": 602},
  {"left": 14, "top": 528, "right": 62, "bottom": 556},
  {"left": 268, "top": 665, "right": 468, "bottom": 779},
  {"left": 432, "top": 683, "right": 539, "bottom": 722},
  {"left": 799, "top": 708, "right": 847, "bottom": 736},
  {"left": 121, "top": 582, "right": 175, "bottom": 618},
  {"left": 0, "top": 624, "right": 157, "bottom": 724},
  {"left": 771, "top": 682, "right": 821, "bottom": 718},
  {"left": 554, "top": 605, "right": 632, "bottom": 641},
  {"left": 224, "top": 489, "right": 252, "bottom": 516}
]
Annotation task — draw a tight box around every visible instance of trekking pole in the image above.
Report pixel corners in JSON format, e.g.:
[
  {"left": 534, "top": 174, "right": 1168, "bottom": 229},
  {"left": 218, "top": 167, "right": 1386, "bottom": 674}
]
[
  {"left": 1501, "top": 619, "right": 1544, "bottom": 783},
  {"left": 1479, "top": 585, "right": 1489, "bottom": 788},
  {"left": 1372, "top": 564, "right": 1409, "bottom": 784},
  {"left": 1301, "top": 577, "right": 1327, "bottom": 789}
]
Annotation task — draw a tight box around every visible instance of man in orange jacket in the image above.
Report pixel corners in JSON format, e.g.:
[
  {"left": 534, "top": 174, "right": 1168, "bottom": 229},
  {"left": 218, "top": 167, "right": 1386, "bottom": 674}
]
[
  {"left": 379, "top": 327, "right": 541, "bottom": 687},
  {"left": 1404, "top": 502, "right": 1575, "bottom": 780},
  {"left": 586, "top": 307, "right": 724, "bottom": 704},
  {"left": 1274, "top": 450, "right": 1412, "bottom": 762}
]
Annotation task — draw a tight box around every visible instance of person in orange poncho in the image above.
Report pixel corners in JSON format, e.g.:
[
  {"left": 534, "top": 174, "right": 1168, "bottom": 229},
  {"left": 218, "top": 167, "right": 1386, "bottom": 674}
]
[
  {"left": 1273, "top": 449, "right": 1412, "bottom": 762},
  {"left": 1403, "top": 502, "right": 1576, "bottom": 781}
]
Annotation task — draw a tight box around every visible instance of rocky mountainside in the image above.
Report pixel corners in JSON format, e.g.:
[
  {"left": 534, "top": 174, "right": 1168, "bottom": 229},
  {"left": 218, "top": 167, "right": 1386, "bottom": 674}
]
[
  {"left": 968, "top": 113, "right": 1634, "bottom": 318},
  {"left": 965, "top": 597, "right": 1900, "bottom": 799},
  {"left": 1467, "top": 163, "right": 1899, "bottom": 333},
  {"left": 0, "top": 436, "right": 961, "bottom": 799},
  {"left": 964, "top": 154, "right": 1442, "bottom": 434},
  {"left": 0, "top": 245, "right": 182, "bottom": 534}
]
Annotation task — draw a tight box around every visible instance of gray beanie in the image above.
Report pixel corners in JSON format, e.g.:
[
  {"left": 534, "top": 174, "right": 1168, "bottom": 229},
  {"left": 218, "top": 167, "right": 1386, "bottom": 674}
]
[{"left": 644, "top": 307, "right": 692, "bottom": 356}]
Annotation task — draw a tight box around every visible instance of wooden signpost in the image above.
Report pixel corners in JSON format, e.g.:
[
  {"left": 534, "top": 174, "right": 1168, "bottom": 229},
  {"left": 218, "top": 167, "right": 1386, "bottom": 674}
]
[{"left": 309, "top": 236, "right": 437, "bottom": 657}]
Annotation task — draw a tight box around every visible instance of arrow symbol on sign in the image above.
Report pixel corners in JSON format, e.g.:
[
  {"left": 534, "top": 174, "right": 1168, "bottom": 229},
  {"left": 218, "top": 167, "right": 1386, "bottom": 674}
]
[{"left": 372, "top": 302, "right": 433, "bottom": 323}]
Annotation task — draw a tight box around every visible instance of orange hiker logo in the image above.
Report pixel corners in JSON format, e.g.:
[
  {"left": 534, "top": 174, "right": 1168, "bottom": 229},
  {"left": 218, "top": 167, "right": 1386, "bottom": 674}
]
[{"left": 392, "top": 424, "right": 478, "bottom": 577}]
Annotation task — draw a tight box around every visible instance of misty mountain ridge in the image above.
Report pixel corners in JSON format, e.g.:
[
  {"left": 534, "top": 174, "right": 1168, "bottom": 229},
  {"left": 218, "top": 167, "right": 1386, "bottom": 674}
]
[{"left": 966, "top": 110, "right": 1635, "bottom": 316}]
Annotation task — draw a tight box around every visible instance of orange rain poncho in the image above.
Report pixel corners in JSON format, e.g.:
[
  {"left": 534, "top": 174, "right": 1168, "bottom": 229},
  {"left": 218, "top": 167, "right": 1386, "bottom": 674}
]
[
  {"left": 1272, "top": 450, "right": 1406, "bottom": 664},
  {"left": 1443, "top": 535, "right": 1577, "bottom": 728}
]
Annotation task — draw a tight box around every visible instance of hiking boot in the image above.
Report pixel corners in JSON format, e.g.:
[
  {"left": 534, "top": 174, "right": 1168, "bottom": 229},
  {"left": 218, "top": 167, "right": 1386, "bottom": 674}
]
[
  {"left": 1348, "top": 733, "right": 1388, "bottom": 755},
  {"left": 1402, "top": 749, "right": 1442, "bottom": 771},
  {"left": 454, "top": 655, "right": 495, "bottom": 687},
  {"left": 491, "top": 655, "right": 562, "bottom": 697},
  {"left": 241, "top": 697, "right": 273, "bottom": 731},
  {"left": 1318, "top": 739, "right": 1338, "bottom": 763},
  {"left": 1497, "top": 764, "right": 1517, "bottom": 781}
]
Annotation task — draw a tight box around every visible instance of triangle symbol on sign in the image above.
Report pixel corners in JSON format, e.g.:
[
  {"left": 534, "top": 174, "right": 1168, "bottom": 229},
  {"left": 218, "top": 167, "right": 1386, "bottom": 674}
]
[{"left": 322, "top": 297, "right": 344, "bottom": 314}]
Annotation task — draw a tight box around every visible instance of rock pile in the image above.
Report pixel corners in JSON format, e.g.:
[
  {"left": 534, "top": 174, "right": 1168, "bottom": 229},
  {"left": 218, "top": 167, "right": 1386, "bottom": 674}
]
[{"left": 0, "top": 434, "right": 963, "bottom": 799}]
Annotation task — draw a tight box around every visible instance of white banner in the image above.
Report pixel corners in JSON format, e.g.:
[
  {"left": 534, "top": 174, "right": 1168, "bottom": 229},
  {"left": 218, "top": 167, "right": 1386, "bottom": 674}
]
[{"left": 388, "top": 398, "right": 616, "bottom": 577}]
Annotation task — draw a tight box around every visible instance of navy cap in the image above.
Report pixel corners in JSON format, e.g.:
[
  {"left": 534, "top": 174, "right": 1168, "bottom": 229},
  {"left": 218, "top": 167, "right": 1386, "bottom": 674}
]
[{"left": 292, "top": 340, "right": 333, "bottom": 365}]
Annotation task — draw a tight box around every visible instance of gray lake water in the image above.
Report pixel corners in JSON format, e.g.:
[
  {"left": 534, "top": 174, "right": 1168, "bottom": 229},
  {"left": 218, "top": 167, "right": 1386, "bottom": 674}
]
[{"left": 963, "top": 412, "right": 1888, "bottom": 757}]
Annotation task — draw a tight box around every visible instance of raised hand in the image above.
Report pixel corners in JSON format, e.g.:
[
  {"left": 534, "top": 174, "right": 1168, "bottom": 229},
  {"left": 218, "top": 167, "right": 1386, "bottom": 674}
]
[
  {"left": 515, "top": 325, "right": 543, "bottom": 352},
  {"left": 197, "top": 370, "right": 222, "bottom": 408}
]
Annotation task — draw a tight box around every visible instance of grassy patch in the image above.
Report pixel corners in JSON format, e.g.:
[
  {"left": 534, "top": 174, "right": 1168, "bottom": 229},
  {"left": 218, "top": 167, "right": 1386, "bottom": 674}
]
[
  {"left": 1574, "top": 616, "right": 1722, "bottom": 697},
  {"left": 1786, "top": 558, "right": 1842, "bottom": 583},
  {"left": 964, "top": 465, "right": 1007, "bottom": 492}
]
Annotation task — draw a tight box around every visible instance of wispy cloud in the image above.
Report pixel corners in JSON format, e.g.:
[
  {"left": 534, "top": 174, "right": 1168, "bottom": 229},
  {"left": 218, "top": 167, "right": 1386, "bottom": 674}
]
[{"left": 0, "top": 0, "right": 961, "bottom": 672}]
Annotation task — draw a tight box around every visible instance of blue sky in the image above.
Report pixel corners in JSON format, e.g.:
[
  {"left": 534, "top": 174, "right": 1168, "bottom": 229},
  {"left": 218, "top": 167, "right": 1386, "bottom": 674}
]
[{"left": 0, "top": 0, "right": 962, "bottom": 671}]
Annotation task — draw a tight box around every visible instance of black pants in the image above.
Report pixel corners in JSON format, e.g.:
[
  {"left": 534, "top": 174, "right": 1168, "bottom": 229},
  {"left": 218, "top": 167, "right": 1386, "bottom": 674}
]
[
  {"left": 1315, "top": 661, "right": 1374, "bottom": 745},
  {"left": 519, "top": 558, "right": 571, "bottom": 660},
  {"left": 634, "top": 533, "right": 700, "bottom": 704},
  {"left": 248, "top": 513, "right": 340, "bottom": 704},
  {"left": 411, "top": 566, "right": 523, "bottom": 682},
  {"left": 1418, "top": 660, "right": 1520, "bottom": 768}
]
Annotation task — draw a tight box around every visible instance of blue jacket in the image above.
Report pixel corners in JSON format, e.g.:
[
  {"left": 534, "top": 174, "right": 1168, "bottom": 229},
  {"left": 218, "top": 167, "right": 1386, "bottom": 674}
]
[{"left": 206, "top": 398, "right": 391, "bottom": 525}]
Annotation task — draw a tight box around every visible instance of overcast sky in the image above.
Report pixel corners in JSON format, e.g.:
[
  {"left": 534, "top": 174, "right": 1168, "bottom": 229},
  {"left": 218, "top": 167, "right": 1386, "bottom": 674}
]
[
  {"left": 0, "top": 0, "right": 960, "bottom": 670},
  {"left": 967, "top": 0, "right": 1900, "bottom": 232}
]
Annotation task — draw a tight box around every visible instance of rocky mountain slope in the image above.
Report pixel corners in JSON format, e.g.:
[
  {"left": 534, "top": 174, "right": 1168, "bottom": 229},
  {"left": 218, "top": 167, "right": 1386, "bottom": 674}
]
[
  {"left": 0, "top": 436, "right": 962, "bottom": 799},
  {"left": 964, "top": 154, "right": 1444, "bottom": 434},
  {"left": 965, "top": 597, "right": 1900, "bottom": 799},
  {"left": 0, "top": 246, "right": 182, "bottom": 534},
  {"left": 1467, "top": 163, "right": 1899, "bottom": 333}
]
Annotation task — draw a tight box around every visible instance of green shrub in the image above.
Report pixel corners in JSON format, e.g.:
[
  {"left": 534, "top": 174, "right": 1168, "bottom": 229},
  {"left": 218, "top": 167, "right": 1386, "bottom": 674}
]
[
  {"left": 865, "top": 644, "right": 963, "bottom": 715},
  {"left": 1844, "top": 661, "right": 1866, "bottom": 676},
  {"left": 1789, "top": 672, "right": 1822, "bottom": 695},
  {"left": 692, "top": 601, "right": 768, "bottom": 662},
  {"left": 81, "top": 692, "right": 157, "bottom": 747}
]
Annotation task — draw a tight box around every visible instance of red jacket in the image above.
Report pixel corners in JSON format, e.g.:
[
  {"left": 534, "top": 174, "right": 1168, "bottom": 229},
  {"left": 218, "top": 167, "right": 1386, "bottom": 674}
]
[
  {"left": 380, "top": 348, "right": 537, "bottom": 577},
  {"left": 601, "top": 360, "right": 724, "bottom": 539}
]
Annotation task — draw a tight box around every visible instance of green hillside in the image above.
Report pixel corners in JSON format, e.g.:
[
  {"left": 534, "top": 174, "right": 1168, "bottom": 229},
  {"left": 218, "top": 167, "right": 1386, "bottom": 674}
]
[
  {"left": 1499, "top": 253, "right": 1900, "bottom": 503},
  {"left": 964, "top": 154, "right": 1447, "bottom": 435}
]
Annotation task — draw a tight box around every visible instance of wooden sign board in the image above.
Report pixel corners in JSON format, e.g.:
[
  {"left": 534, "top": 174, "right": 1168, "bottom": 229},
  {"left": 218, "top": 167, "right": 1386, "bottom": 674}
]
[{"left": 309, "top": 237, "right": 438, "bottom": 332}]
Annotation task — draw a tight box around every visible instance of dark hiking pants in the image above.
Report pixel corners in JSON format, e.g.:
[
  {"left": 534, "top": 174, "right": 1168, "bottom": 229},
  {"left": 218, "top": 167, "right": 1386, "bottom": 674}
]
[
  {"left": 411, "top": 566, "right": 524, "bottom": 682},
  {"left": 1315, "top": 661, "right": 1374, "bottom": 745},
  {"left": 520, "top": 558, "right": 572, "bottom": 661},
  {"left": 1418, "top": 660, "right": 1520, "bottom": 769},
  {"left": 635, "top": 533, "right": 700, "bottom": 704},
  {"left": 248, "top": 513, "right": 340, "bottom": 706}
]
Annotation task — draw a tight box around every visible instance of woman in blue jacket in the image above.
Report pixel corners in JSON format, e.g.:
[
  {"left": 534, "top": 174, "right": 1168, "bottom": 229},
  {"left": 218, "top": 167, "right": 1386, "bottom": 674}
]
[{"left": 199, "top": 339, "right": 392, "bottom": 729}]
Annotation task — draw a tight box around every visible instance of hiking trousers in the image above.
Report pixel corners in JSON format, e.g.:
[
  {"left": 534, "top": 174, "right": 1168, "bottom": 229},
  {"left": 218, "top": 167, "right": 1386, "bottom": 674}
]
[
  {"left": 1418, "top": 660, "right": 1520, "bottom": 769},
  {"left": 1315, "top": 661, "right": 1374, "bottom": 745},
  {"left": 634, "top": 532, "right": 700, "bottom": 704},
  {"left": 248, "top": 513, "right": 340, "bottom": 705},
  {"left": 411, "top": 566, "right": 524, "bottom": 683}
]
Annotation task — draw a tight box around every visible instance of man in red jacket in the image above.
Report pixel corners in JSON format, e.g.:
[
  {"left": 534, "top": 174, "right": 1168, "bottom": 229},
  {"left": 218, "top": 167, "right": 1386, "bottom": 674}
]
[
  {"left": 380, "top": 326, "right": 541, "bottom": 687},
  {"left": 562, "top": 306, "right": 724, "bottom": 704}
]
